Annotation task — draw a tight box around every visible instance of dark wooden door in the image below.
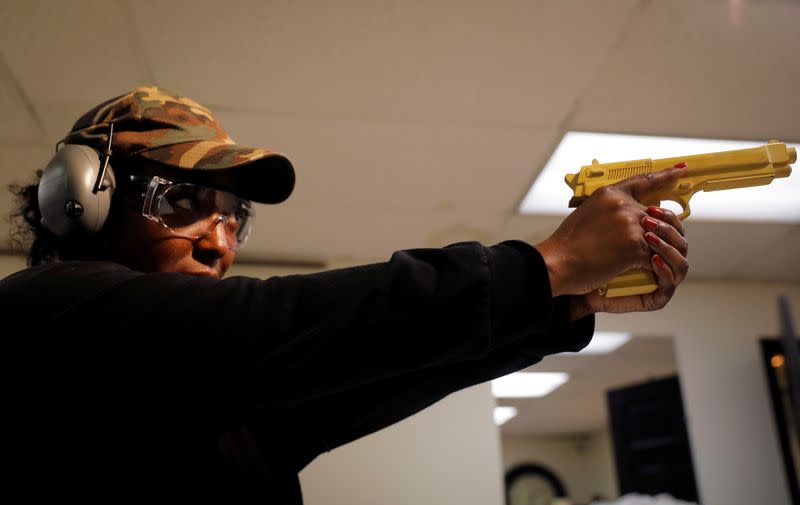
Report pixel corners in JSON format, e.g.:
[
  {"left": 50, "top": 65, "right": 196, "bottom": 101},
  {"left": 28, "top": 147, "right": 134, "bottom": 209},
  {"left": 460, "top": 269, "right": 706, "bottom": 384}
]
[{"left": 607, "top": 375, "right": 699, "bottom": 502}]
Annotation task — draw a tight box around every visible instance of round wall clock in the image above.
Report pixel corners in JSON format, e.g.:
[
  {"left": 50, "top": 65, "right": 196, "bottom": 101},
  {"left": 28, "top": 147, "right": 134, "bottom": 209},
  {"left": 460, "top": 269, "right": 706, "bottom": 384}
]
[{"left": 505, "top": 463, "right": 567, "bottom": 505}]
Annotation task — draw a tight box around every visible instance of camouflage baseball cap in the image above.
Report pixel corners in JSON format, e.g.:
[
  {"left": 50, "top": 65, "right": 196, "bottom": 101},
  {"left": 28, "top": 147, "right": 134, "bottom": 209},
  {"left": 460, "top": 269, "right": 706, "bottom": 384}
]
[{"left": 63, "top": 85, "right": 294, "bottom": 204}]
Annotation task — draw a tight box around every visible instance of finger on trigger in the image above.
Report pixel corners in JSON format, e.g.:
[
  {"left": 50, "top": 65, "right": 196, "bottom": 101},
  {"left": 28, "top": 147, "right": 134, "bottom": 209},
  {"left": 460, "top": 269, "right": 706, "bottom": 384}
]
[{"left": 622, "top": 163, "right": 687, "bottom": 201}]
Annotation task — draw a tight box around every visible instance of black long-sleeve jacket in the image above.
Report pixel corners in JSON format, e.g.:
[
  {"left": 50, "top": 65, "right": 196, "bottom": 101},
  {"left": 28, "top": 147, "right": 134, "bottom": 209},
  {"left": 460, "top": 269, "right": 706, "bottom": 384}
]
[{"left": 1, "top": 240, "right": 594, "bottom": 504}]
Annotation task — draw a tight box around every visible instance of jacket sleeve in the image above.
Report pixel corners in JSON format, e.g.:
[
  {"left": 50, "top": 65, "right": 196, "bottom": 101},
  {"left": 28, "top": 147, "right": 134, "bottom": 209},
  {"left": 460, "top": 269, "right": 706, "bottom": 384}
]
[
  {"left": 8, "top": 240, "right": 593, "bottom": 424},
  {"left": 280, "top": 295, "right": 593, "bottom": 472},
  {"left": 174, "top": 240, "right": 592, "bottom": 422}
]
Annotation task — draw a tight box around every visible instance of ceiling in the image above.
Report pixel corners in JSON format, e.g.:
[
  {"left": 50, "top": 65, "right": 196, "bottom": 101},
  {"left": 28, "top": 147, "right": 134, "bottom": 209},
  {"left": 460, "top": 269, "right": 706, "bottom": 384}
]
[{"left": 1, "top": 0, "right": 798, "bottom": 436}]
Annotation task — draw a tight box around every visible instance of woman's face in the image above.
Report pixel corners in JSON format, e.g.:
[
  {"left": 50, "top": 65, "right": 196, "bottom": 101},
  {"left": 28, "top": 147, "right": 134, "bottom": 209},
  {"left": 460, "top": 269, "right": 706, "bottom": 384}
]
[{"left": 108, "top": 202, "right": 237, "bottom": 279}]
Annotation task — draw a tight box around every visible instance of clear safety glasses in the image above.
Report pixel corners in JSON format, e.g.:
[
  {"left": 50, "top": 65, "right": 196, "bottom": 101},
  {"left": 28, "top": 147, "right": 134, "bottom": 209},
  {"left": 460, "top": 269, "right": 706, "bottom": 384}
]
[{"left": 128, "top": 175, "right": 254, "bottom": 251}]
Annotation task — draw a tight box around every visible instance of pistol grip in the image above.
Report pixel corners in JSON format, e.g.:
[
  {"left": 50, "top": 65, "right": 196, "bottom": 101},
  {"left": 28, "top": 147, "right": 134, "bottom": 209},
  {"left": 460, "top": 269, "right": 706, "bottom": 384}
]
[{"left": 599, "top": 269, "right": 658, "bottom": 297}]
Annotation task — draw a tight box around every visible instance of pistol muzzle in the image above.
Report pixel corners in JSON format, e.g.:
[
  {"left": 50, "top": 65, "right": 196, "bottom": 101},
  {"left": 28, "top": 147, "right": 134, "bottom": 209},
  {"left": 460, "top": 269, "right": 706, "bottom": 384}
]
[{"left": 774, "top": 146, "right": 795, "bottom": 178}]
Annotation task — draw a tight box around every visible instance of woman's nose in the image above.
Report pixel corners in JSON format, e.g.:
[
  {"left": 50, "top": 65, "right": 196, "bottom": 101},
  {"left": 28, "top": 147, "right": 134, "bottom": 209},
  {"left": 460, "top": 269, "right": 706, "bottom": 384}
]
[{"left": 195, "top": 215, "right": 237, "bottom": 252}]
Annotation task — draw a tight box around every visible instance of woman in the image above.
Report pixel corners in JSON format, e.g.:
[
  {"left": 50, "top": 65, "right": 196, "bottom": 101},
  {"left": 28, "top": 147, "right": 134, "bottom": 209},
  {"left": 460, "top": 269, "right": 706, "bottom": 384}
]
[{"left": 2, "top": 86, "right": 688, "bottom": 504}]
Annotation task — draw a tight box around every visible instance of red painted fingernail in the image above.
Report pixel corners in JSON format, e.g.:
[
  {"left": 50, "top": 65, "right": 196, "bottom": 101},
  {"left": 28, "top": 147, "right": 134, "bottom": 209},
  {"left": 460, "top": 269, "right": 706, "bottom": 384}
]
[
  {"left": 646, "top": 233, "right": 661, "bottom": 246},
  {"left": 653, "top": 255, "right": 666, "bottom": 269},
  {"left": 647, "top": 207, "right": 665, "bottom": 218},
  {"left": 674, "top": 161, "right": 687, "bottom": 169},
  {"left": 642, "top": 217, "right": 659, "bottom": 230}
]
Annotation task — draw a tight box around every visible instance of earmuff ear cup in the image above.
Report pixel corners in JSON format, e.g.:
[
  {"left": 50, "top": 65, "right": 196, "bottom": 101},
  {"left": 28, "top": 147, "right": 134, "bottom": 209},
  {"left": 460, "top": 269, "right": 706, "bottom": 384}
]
[{"left": 38, "top": 145, "right": 116, "bottom": 237}]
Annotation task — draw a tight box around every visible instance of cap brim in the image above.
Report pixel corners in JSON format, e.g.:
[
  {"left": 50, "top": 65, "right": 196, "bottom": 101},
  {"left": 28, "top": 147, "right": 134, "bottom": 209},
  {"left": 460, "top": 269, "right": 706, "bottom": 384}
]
[{"left": 137, "top": 140, "right": 295, "bottom": 204}]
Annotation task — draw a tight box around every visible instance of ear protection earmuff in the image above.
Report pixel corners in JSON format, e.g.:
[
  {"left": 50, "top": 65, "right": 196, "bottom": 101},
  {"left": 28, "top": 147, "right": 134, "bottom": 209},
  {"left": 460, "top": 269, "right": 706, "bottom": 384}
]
[{"left": 38, "top": 123, "right": 116, "bottom": 236}]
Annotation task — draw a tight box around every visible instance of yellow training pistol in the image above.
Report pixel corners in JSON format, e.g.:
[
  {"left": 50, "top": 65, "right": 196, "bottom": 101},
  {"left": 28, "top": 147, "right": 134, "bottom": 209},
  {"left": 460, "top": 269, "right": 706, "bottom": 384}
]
[{"left": 564, "top": 140, "right": 795, "bottom": 298}]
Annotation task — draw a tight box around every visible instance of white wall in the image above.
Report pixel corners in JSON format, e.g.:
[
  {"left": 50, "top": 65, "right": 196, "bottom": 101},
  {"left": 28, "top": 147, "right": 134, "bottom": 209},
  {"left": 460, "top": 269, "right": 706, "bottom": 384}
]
[
  {"left": 602, "top": 282, "right": 800, "bottom": 505},
  {"left": 582, "top": 430, "right": 618, "bottom": 502},
  {"left": 299, "top": 383, "right": 504, "bottom": 505},
  {"left": 502, "top": 430, "right": 618, "bottom": 505}
]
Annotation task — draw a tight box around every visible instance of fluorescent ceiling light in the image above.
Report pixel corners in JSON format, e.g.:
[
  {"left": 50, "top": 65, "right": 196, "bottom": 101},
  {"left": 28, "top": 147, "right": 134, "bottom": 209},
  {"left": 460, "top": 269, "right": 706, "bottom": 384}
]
[
  {"left": 518, "top": 132, "right": 799, "bottom": 223},
  {"left": 491, "top": 372, "right": 569, "bottom": 398},
  {"left": 493, "top": 406, "right": 518, "bottom": 426},
  {"left": 580, "top": 331, "right": 632, "bottom": 354}
]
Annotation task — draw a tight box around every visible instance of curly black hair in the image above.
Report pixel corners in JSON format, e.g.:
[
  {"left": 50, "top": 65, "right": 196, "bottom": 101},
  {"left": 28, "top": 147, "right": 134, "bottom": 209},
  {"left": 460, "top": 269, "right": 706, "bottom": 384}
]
[{"left": 8, "top": 170, "right": 121, "bottom": 266}]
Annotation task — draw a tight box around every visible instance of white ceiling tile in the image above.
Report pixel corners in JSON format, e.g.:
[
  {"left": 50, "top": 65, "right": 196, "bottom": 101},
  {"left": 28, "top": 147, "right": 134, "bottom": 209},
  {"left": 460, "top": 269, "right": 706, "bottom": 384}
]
[
  {"left": 571, "top": 0, "right": 800, "bottom": 141},
  {"left": 36, "top": 101, "right": 102, "bottom": 146},
  {"left": 0, "top": 60, "right": 43, "bottom": 143},
  {"left": 0, "top": 144, "right": 55, "bottom": 186},
  {"left": 132, "top": 0, "right": 638, "bottom": 125},
  {"left": 0, "top": 1, "right": 153, "bottom": 107},
  {"left": 493, "top": 213, "right": 564, "bottom": 249},
  {"left": 683, "top": 221, "right": 796, "bottom": 280},
  {"left": 240, "top": 199, "right": 507, "bottom": 263},
  {"left": 729, "top": 225, "right": 800, "bottom": 281},
  {"left": 212, "top": 111, "right": 558, "bottom": 214}
]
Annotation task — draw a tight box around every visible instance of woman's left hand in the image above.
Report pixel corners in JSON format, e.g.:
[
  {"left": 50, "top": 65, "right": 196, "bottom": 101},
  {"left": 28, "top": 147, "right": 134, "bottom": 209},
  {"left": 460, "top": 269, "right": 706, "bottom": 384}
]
[{"left": 568, "top": 205, "right": 689, "bottom": 321}]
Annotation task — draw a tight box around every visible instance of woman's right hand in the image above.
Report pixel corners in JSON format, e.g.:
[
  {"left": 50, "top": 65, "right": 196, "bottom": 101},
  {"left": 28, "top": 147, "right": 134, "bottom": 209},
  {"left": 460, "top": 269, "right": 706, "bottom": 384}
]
[{"left": 534, "top": 164, "right": 689, "bottom": 302}]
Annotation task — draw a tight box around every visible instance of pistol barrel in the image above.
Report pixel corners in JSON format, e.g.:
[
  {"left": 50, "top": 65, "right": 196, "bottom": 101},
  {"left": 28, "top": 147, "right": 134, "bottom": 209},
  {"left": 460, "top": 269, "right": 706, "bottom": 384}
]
[
  {"left": 565, "top": 141, "right": 795, "bottom": 204},
  {"left": 777, "top": 147, "right": 797, "bottom": 178}
]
